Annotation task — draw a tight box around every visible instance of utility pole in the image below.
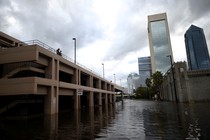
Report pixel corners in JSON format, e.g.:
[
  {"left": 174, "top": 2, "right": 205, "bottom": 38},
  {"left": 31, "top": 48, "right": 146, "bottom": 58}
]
[
  {"left": 167, "top": 55, "right": 178, "bottom": 103},
  {"left": 72, "top": 38, "right": 76, "bottom": 64}
]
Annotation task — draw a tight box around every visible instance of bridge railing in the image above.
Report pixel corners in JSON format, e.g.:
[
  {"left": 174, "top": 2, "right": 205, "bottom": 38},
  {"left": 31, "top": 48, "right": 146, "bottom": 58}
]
[{"left": 23, "top": 40, "right": 104, "bottom": 79}]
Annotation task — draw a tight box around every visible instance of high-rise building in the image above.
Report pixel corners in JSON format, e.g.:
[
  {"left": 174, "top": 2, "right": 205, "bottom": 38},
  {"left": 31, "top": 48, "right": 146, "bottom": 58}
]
[
  {"left": 148, "top": 13, "right": 174, "bottom": 74},
  {"left": 138, "top": 56, "right": 152, "bottom": 87},
  {"left": 127, "top": 73, "right": 140, "bottom": 94},
  {"left": 184, "top": 25, "right": 210, "bottom": 70}
]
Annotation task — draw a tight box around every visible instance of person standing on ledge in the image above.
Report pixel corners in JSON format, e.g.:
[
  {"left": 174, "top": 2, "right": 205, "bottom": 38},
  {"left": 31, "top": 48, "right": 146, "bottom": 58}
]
[{"left": 56, "top": 48, "right": 62, "bottom": 56}]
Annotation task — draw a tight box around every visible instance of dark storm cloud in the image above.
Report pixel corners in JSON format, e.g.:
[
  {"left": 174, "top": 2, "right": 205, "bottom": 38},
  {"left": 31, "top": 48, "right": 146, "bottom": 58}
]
[
  {"left": 1, "top": 0, "right": 210, "bottom": 64},
  {"left": 167, "top": 0, "right": 210, "bottom": 33},
  {"left": 0, "top": 0, "right": 104, "bottom": 54},
  {"left": 188, "top": 0, "right": 210, "bottom": 19}
]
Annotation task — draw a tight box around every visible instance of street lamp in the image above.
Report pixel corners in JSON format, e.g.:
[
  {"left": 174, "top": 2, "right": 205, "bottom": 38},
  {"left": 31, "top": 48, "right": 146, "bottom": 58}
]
[
  {"left": 113, "top": 74, "right": 116, "bottom": 83},
  {"left": 167, "top": 55, "right": 178, "bottom": 103},
  {"left": 102, "top": 63, "right": 104, "bottom": 78},
  {"left": 72, "top": 38, "right": 76, "bottom": 64}
]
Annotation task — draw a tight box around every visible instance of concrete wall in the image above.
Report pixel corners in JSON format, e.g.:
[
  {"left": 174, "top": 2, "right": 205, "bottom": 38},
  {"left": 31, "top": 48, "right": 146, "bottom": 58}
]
[
  {"left": 161, "top": 61, "right": 210, "bottom": 102},
  {"left": 0, "top": 32, "right": 122, "bottom": 115}
]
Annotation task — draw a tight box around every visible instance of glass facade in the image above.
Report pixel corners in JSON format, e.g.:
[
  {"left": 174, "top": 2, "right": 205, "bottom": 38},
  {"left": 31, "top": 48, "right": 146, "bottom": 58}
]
[
  {"left": 150, "top": 20, "right": 171, "bottom": 73},
  {"left": 127, "top": 73, "right": 140, "bottom": 94},
  {"left": 185, "top": 25, "right": 210, "bottom": 70},
  {"left": 138, "top": 57, "right": 152, "bottom": 87}
]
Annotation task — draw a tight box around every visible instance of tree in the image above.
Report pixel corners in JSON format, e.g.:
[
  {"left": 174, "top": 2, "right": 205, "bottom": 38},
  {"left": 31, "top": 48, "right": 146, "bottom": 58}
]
[
  {"left": 135, "top": 86, "right": 149, "bottom": 99},
  {"left": 151, "top": 71, "right": 163, "bottom": 94},
  {"left": 145, "top": 71, "right": 163, "bottom": 99},
  {"left": 145, "top": 78, "right": 152, "bottom": 88}
]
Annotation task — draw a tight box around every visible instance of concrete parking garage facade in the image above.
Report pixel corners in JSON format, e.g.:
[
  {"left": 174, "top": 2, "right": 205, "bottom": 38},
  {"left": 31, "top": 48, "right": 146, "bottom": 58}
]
[{"left": 0, "top": 31, "right": 119, "bottom": 115}]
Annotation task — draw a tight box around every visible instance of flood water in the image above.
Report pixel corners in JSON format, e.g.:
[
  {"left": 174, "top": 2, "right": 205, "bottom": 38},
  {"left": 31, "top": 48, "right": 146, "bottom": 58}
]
[{"left": 1, "top": 99, "right": 210, "bottom": 139}]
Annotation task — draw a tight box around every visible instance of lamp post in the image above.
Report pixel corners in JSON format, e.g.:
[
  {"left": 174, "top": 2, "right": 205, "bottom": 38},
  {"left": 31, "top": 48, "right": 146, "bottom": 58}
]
[
  {"left": 113, "top": 74, "right": 116, "bottom": 83},
  {"left": 167, "top": 55, "right": 178, "bottom": 103},
  {"left": 72, "top": 38, "right": 76, "bottom": 64},
  {"left": 102, "top": 63, "right": 104, "bottom": 78}
]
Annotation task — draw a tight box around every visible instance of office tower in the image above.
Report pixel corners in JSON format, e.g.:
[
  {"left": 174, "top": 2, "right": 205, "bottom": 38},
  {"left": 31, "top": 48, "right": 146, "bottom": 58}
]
[
  {"left": 184, "top": 25, "right": 210, "bottom": 70},
  {"left": 138, "top": 56, "right": 152, "bottom": 87},
  {"left": 148, "top": 13, "right": 174, "bottom": 74},
  {"left": 127, "top": 73, "right": 140, "bottom": 94}
]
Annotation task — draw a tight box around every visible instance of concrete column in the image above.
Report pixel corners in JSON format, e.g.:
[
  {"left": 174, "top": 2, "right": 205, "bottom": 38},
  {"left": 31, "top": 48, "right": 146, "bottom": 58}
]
[
  {"left": 109, "top": 94, "right": 113, "bottom": 104},
  {"left": 104, "top": 93, "right": 108, "bottom": 105},
  {"left": 46, "top": 58, "right": 54, "bottom": 79},
  {"left": 44, "top": 86, "right": 58, "bottom": 114},
  {"left": 99, "top": 80, "right": 101, "bottom": 89},
  {"left": 89, "top": 91, "right": 94, "bottom": 107},
  {"left": 44, "top": 114, "right": 58, "bottom": 138},
  {"left": 74, "top": 90, "right": 79, "bottom": 109},
  {"left": 98, "top": 92, "right": 102, "bottom": 106},
  {"left": 105, "top": 83, "right": 107, "bottom": 90},
  {"left": 74, "top": 109, "right": 80, "bottom": 136},
  {"left": 89, "top": 107, "right": 94, "bottom": 139},
  {"left": 56, "top": 60, "right": 59, "bottom": 113},
  {"left": 98, "top": 106, "right": 103, "bottom": 128},
  {"left": 78, "top": 70, "right": 81, "bottom": 85},
  {"left": 75, "top": 68, "right": 78, "bottom": 84},
  {"left": 112, "top": 94, "right": 116, "bottom": 103},
  {"left": 89, "top": 76, "right": 93, "bottom": 87}
]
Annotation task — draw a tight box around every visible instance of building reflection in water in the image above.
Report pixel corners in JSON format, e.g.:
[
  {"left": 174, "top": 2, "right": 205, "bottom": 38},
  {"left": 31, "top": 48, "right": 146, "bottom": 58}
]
[
  {"left": 142, "top": 102, "right": 208, "bottom": 139},
  {"left": 42, "top": 103, "right": 116, "bottom": 139},
  {"left": 1, "top": 100, "right": 210, "bottom": 139}
]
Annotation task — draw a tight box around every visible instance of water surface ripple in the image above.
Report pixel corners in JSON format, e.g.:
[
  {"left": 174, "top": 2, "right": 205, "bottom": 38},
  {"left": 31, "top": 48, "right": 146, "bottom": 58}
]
[{"left": 1, "top": 99, "right": 210, "bottom": 139}]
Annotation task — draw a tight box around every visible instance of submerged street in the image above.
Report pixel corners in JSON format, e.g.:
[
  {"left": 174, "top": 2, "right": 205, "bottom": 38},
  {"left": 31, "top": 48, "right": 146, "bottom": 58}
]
[{"left": 1, "top": 99, "right": 210, "bottom": 139}]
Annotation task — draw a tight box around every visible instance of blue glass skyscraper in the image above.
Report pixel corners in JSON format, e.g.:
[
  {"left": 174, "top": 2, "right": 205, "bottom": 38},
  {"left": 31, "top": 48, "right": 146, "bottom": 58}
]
[{"left": 185, "top": 25, "right": 210, "bottom": 70}]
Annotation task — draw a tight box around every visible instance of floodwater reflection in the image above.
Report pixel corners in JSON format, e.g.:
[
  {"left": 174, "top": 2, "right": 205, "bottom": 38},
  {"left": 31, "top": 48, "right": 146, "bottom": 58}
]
[{"left": 0, "top": 100, "right": 210, "bottom": 139}]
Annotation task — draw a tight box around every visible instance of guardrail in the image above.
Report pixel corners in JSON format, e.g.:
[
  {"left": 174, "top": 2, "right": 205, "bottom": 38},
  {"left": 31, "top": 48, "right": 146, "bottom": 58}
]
[{"left": 23, "top": 40, "right": 104, "bottom": 79}]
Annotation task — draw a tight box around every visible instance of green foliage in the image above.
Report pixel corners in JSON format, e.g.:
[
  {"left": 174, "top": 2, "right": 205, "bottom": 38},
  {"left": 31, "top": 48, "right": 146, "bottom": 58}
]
[
  {"left": 136, "top": 71, "right": 163, "bottom": 99},
  {"left": 135, "top": 87, "right": 149, "bottom": 99},
  {"left": 145, "top": 78, "right": 152, "bottom": 88},
  {"left": 151, "top": 71, "right": 163, "bottom": 93}
]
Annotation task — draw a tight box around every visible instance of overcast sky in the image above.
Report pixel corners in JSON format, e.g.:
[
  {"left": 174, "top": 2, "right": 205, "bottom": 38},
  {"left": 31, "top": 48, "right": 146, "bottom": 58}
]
[{"left": 1, "top": 0, "right": 210, "bottom": 87}]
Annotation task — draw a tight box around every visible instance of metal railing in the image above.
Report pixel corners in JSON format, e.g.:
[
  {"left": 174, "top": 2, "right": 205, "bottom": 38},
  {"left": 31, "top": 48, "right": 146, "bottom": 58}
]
[{"left": 23, "top": 40, "right": 104, "bottom": 79}]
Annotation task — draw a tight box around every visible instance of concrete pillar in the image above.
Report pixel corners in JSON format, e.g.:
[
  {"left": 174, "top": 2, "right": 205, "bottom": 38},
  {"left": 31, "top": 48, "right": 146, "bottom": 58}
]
[
  {"left": 105, "top": 83, "right": 107, "bottom": 90},
  {"left": 75, "top": 68, "right": 78, "bottom": 84},
  {"left": 44, "top": 86, "right": 58, "bottom": 114},
  {"left": 56, "top": 60, "right": 59, "bottom": 113},
  {"left": 98, "top": 106, "right": 103, "bottom": 128},
  {"left": 98, "top": 92, "right": 102, "bottom": 106},
  {"left": 46, "top": 58, "right": 54, "bottom": 79},
  {"left": 74, "top": 90, "right": 79, "bottom": 109},
  {"left": 78, "top": 70, "right": 81, "bottom": 85},
  {"left": 44, "top": 114, "right": 58, "bottom": 137},
  {"left": 89, "top": 76, "right": 93, "bottom": 87},
  {"left": 104, "top": 93, "right": 108, "bottom": 105},
  {"left": 112, "top": 94, "right": 116, "bottom": 103},
  {"left": 74, "top": 109, "right": 80, "bottom": 136},
  {"left": 109, "top": 94, "right": 113, "bottom": 104},
  {"left": 98, "top": 80, "right": 101, "bottom": 89},
  {"left": 44, "top": 58, "right": 59, "bottom": 114},
  {"left": 89, "top": 107, "right": 94, "bottom": 139},
  {"left": 74, "top": 68, "right": 81, "bottom": 85},
  {"left": 89, "top": 91, "right": 94, "bottom": 107}
]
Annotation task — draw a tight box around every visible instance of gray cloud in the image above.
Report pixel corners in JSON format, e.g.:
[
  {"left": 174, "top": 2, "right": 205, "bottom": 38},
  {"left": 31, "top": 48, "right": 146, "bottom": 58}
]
[
  {"left": 0, "top": 0, "right": 12, "bottom": 30},
  {"left": 188, "top": 0, "right": 210, "bottom": 20},
  {"left": 1, "top": 0, "right": 104, "bottom": 55},
  {"left": 1, "top": 0, "right": 210, "bottom": 82}
]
